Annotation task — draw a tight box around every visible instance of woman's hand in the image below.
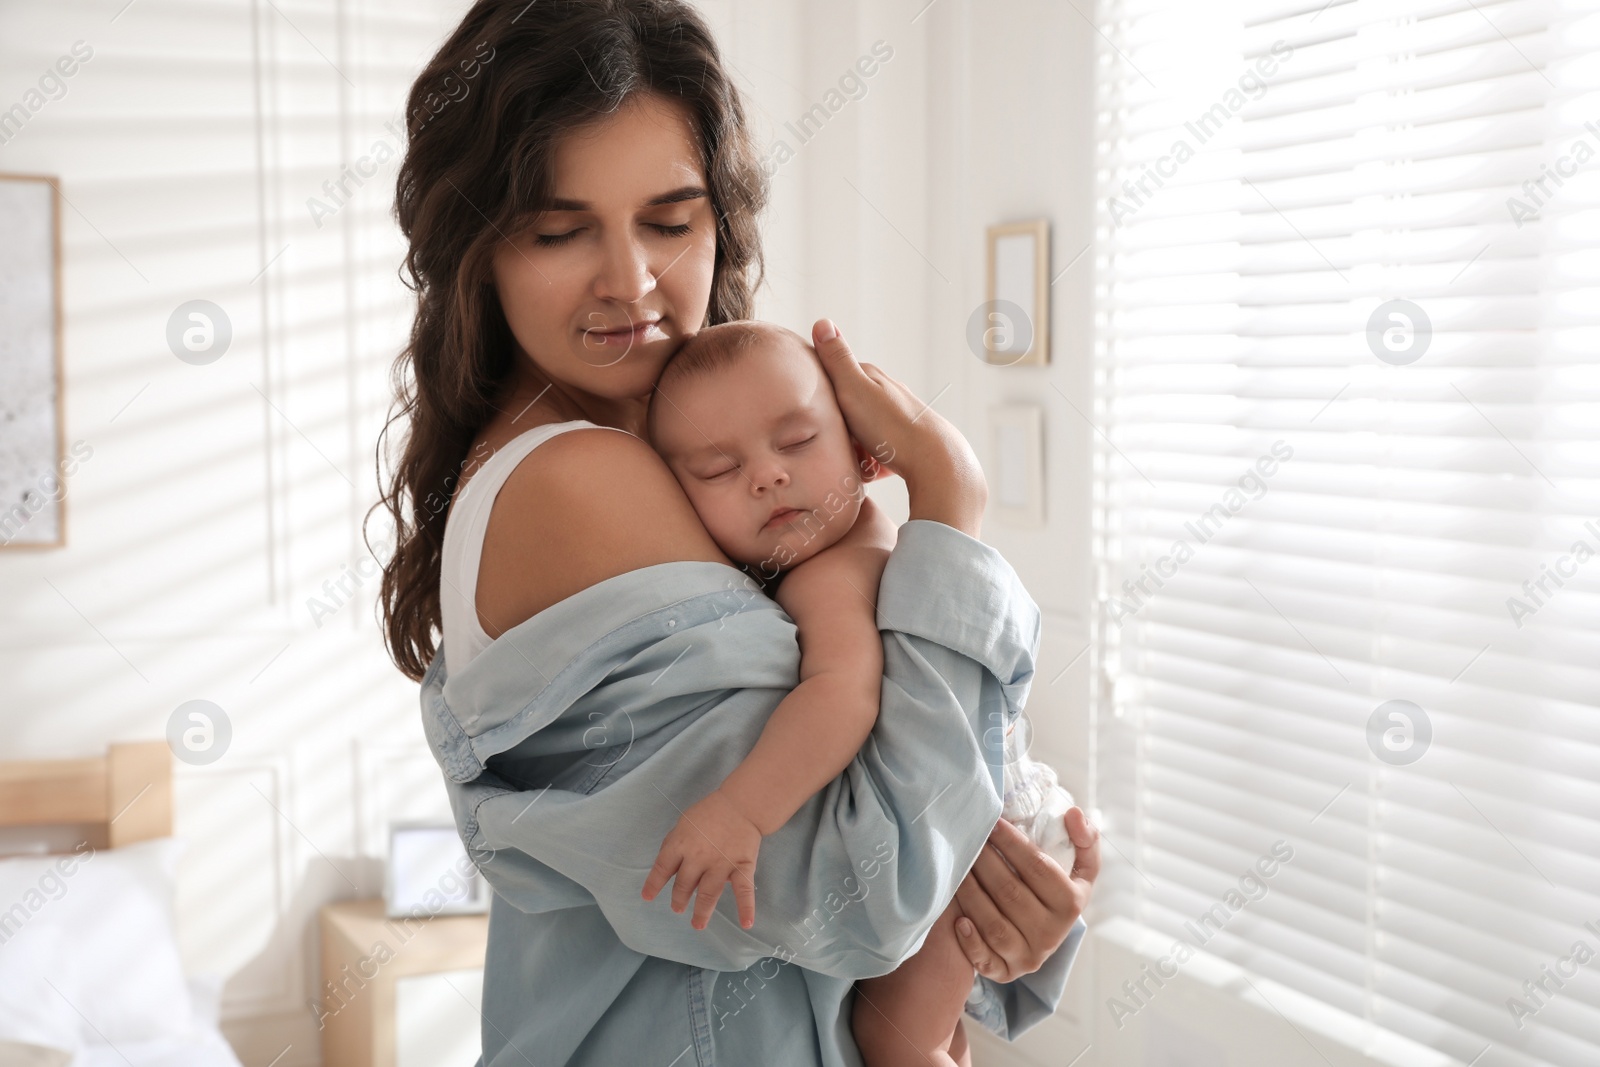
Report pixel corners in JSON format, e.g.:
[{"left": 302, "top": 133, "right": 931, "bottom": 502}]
[
  {"left": 811, "top": 319, "right": 988, "bottom": 538},
  {"left": 952, "top": 807, "right": 1100, "bottom": 983},
  {"left": 641, "top": 788, "right": 761, "bottom": 931}
]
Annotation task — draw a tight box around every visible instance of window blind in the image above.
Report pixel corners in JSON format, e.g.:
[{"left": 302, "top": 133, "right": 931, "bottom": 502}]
[{"left": 1091, "top": 1, "right": 1600, "bottom": 1062}]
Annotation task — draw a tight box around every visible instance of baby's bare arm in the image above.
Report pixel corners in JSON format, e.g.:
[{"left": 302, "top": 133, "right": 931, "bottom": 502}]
[{"left": 719, "top": 498, "right": 898, "bottom": 835}]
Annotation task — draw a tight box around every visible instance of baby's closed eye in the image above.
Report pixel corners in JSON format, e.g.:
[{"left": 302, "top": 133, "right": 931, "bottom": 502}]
[{"left": 698, "top": 466, "right": 737, "bottom": 480}]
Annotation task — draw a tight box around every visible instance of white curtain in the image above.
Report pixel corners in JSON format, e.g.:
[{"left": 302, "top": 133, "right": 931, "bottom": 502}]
[{"left": 1092, "top": 1, "right": 1600, "bottom": 1062}]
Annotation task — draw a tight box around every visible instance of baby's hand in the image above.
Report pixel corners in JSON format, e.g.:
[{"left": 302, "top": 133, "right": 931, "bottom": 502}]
[{"left": 641, "top": 789, "right": 761, "bottom": 931}]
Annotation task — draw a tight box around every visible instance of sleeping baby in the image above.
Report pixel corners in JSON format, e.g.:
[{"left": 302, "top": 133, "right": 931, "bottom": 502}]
[{"left": 639, "top": 320, "right": 1073, "bottom": 1067}]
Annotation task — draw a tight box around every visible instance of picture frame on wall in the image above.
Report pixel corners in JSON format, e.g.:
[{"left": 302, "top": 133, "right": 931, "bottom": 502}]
[
  {"left": 0, "top": 173, "right": 66, "bottom": 549},
  {"left": 981, "top": 218, "right": 1050, "bottom": 367},
  {"left": 989, "top": 403, "right": 1045, "bottom": 528}
]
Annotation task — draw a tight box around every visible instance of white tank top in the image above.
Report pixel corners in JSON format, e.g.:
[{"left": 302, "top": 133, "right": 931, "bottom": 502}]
[{"left": 439, "top": 418, "right": 632, "bottom": 675}]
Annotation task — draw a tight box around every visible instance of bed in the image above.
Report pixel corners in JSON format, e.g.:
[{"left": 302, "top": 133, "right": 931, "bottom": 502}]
[{"left": 0, "top": 742, "right": 244, "bottom": 1067}]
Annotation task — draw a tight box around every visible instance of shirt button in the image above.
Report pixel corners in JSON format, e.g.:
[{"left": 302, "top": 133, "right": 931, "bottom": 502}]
[{"left": 667, "top": 618, "right": 677, "bottom": 629}]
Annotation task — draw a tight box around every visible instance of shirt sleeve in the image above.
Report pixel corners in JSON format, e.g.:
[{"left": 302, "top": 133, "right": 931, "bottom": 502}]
[{"left": 873, "top": 518, "right": 1039, "bottom": 781}]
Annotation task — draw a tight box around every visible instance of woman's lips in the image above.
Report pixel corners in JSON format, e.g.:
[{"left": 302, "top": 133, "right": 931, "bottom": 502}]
[
  {"left": 763, "top": 508, "right": 805, "bottom": 531},
  {"left": 585, "top": 320, "right": 666, "bottom": 347}
]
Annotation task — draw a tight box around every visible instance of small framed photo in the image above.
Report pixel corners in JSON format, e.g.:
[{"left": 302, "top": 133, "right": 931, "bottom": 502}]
[
  {"left": 0, "top": 173, "right": 66, "bottom": 549},
  {"left": 982, "top": 218, "right": 1050, "bottom": 367},
  {"left": 386, "top": 822, "right": 489, "bottom": 918},
  {"left": 989, "top": 404, "right": 1045, "bottom": 528}
]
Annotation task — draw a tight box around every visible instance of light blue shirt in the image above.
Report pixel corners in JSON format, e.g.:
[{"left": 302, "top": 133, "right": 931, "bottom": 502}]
[{"left": 420, "top": 519, "right": 1085, "bottom": 1066}]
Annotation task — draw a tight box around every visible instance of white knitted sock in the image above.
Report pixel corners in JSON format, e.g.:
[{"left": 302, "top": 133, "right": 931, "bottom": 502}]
[{"left": 999, "top": 721, "right": 1076, "bottom": 869}]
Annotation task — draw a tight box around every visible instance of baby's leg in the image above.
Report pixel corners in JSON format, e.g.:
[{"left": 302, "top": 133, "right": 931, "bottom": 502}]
[{"left": 852, "top": 899, "right": 975, "bottom": 1067}]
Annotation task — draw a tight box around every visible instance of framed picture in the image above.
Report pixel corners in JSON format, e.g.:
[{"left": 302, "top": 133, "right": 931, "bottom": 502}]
[
  {"left": 0, "top": 173, "right": 66, "bottom": 549},
  {"left": 386, "top": 822, "right": 489, "bottom": 918},
  {"left": 989, "top": 404, "right": 1045, "bottom": 528},
  {"left": 982, "top": 218, "right": 1050, "bottom": 367}
]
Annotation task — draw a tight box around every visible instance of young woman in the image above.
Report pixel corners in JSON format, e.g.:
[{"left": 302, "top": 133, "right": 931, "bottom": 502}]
[{"left": 375, "top": 2, "right": 1100, "bottom": 1064}]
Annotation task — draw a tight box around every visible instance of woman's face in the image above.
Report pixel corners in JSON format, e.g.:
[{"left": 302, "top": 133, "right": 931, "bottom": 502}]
[{"left": 491, "top": 93, "right": 717, "bottom": 402}]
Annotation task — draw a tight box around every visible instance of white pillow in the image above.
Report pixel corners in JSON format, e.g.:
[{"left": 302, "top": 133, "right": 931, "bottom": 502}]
[
  {"left": 0, "top": 839, "right": 195, "bottom": 1046},
  {"left": 0, "top": 919, "right": 80, "bottom": 1055}
]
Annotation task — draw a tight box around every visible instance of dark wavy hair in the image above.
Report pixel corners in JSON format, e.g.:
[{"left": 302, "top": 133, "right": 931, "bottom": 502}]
[{"left": 372, "top": 0, "right": 768, "bottom": 681}]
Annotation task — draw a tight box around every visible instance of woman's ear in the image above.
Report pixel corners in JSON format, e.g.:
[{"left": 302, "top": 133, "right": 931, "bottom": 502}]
[{"left": 851, "top": 437, "right": 883, "bottom": 483}]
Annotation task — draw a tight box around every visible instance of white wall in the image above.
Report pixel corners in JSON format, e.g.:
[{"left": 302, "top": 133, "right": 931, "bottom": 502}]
[{"left": 0, "top": 1, "right": 484, "bottom": 1061}]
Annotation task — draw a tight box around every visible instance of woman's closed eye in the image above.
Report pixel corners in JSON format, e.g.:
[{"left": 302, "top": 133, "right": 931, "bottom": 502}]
[
  {"left": 533, "top": 221, "right": 693, "bottom": 247},
  {"left": 534, "top": 228, "right": 582, "bottom": 247}
]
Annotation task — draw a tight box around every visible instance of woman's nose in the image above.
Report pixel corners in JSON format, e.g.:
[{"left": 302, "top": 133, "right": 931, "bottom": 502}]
[{"left": 593, "top": 231, "right": 656, "bottom": 305}]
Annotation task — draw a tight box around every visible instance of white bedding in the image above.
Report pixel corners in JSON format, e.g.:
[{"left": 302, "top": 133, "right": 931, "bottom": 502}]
[
  {"left": 0, "top": 842, "right": 242, "bottom": 1067},
  {"left": 68, "top": 976, "right": 241, "bottom": 1067},
  {"left": 73, "top": 1031, "right": 240, "bottom": 1067}
]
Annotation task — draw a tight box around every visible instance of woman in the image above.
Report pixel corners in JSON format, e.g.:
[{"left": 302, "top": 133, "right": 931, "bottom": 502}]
[{"left": 375, "top": 2, "right": 1100, "bottom": 1064}]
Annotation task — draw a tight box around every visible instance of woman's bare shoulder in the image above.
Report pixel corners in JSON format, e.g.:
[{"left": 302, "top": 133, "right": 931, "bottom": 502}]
[{"left": 475, "top": 426, "right": 732, "bottom": 637}]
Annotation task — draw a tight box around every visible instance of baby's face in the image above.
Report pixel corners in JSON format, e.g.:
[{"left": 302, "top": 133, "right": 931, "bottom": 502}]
[{"left": 651, "top": 338, "right": 865, "bottom": 573}]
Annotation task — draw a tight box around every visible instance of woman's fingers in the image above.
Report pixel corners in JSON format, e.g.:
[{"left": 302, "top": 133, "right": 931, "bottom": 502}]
[
  {"left": 953, "top": 870, "right": 1023, "bottom": 982},
  {"left": 950, "top": 815, "right": 1102, "bottom": 983},
  {"left": 1066, "top": 807, "right": 1101, "bottom": 887},
  {"left": 951, "top": 900, "right": 1003, "bottom": 980},
  {"left": 810, "top": 319, "right": 904, "bottom": 472},
  {"left": 983, "top": 817, "right": 1075, "bottom": 916},
  {"left": 968, "top": 833, "right": 1051, "bottom": 951},
  {"left": 812, "top": 321, "right": 876, "bottom": 388},
  {"left": 811, "top": 317, "right": 988, "bottom": 538}
]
